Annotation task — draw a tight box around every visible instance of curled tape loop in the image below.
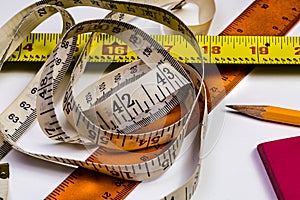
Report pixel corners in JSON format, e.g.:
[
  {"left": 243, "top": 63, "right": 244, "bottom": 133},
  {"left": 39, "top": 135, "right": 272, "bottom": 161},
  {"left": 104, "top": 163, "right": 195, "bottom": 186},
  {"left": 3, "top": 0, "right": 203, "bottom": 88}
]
[{"left": 0, "top": 0, "right": 217, "bottom": 199}]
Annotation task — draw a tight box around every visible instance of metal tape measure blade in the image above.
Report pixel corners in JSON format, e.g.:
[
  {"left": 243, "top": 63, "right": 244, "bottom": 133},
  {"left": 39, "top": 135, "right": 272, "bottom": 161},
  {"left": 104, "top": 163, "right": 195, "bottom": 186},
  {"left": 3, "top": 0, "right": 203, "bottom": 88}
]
[{"left": 8, "top": 34, "right": 300, "bottom": 64}]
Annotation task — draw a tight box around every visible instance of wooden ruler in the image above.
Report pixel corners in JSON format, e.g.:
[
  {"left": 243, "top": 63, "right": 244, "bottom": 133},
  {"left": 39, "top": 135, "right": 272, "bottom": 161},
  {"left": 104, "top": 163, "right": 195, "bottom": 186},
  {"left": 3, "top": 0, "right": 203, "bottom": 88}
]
[
  {"left": 46, "top": 167, "right": 138, "bottom": 200},
  {"left": 45, "top": 0, "right": 300, "bottom": 199},
  {"left": 206, "top": 0, "right": 300, "bottom": 109}
]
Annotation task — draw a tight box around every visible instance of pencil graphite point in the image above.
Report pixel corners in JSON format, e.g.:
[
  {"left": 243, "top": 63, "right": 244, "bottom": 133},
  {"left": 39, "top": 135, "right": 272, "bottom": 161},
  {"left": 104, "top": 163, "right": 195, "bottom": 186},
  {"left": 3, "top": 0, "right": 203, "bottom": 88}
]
[
  {"left": 226, "top": 105, "right": 266, "bottom": 119},
  {"left": 226, "top": 105, "right": 234, "bottom": 109},
  {"left": 226, "top": 105, "right": 244, "bottom": 110},
  {"left": 227, "top": 105, "right": 300, "bottom": 127}
]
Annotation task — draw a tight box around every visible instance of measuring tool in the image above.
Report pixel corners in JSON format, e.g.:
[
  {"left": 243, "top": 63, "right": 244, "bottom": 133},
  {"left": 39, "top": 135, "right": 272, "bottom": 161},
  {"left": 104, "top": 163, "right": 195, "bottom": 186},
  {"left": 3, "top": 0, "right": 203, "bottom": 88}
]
[
  {"left": 0, "top": 0, "right": 211, "bottom": 200},
  {"left": 208, "top": 0, "right": 300, "bottom": 109},
  {"left": 0, "top": 0, "right": 298, "bottom": 200},
  {"left": 8, "top": 34, "right": 300, "bottom": 64},
  {"left": 46, "top": 0, "right": 299, "bottom": 199}
]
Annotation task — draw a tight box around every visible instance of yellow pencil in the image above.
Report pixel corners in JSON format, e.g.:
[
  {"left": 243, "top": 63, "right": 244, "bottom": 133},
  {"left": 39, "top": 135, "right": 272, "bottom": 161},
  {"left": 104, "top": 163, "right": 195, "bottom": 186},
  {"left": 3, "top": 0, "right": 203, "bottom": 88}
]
[{"left": 226, "top": 105, "right": 300, "bottom": 127}]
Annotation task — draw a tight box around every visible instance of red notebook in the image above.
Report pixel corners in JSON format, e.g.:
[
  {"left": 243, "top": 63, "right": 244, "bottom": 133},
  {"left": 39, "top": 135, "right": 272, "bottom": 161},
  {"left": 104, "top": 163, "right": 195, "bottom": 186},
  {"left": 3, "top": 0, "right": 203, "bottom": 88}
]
[{"left": 257, "top": 136, "right": 300, "bottom": 200}]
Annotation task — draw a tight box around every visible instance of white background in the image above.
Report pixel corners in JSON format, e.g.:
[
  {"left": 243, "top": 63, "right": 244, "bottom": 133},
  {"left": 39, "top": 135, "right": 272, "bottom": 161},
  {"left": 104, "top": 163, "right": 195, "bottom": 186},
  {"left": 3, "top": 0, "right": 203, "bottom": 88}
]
[{"left": 0, "top": 0, "right": 300, "bottom": 199}]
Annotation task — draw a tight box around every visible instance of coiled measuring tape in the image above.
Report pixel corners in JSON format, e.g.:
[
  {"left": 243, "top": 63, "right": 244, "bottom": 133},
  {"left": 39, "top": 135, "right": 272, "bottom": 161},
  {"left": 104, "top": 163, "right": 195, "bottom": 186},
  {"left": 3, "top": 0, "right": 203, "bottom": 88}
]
[{"left": 0, "top": 0, "right": 218, "bottom": 199}]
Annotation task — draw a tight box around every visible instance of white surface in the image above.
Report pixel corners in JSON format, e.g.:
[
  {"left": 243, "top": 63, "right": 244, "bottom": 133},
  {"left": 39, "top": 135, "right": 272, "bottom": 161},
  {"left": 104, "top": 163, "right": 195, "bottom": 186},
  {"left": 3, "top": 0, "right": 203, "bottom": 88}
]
[{"left": 0, "top": 0, "right": 299, "bottom": 200}]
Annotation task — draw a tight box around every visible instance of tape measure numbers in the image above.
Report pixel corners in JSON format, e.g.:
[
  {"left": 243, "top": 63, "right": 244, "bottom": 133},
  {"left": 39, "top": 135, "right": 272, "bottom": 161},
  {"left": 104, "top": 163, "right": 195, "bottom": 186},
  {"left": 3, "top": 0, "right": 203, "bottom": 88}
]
[
  {"left": 0, "top": 0, "right": 210, "bottom": 200},
  {"left": 209, "top": 0, "right": 300, "bottom": 109},
  {"left": 45, "top": 0, "right": 300, "bottom": 198},
  {"left": 47, "top": 0, "right": 300, "bottom": 200},
  {"left": 8, "top": 34, "right": 300, "bottom": 64},
  {"left": 0, "top": 1, "right": 298, "bottom": 199}
]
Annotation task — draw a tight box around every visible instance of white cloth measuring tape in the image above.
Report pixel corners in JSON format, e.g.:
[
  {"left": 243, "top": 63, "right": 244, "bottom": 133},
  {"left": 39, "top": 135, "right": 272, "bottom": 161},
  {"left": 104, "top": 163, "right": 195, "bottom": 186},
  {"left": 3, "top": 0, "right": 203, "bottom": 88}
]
[{"left": 0, "top": 0, "right": 216, "bottom": 199}]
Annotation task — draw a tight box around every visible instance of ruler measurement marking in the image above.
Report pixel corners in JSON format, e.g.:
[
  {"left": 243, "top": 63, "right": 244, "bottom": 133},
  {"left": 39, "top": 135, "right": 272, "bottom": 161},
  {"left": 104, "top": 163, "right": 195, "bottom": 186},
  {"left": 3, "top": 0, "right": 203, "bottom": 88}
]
[
  {"left": 96, "top": 111, "right": 110, "bottom": 129},
  {"left": 39, "top": 107, "right": 54, "bottom": 116},
  {"left": 121, "top": 134, "right": 126, "bottom": 147},
  {"left": 256, "top": 38, "right": 260, "bottom": 63},
  {"left": 44, "top": 93, "right": 53, "bottom": 100},
  {"left": 115, "top": 93, "right": 134, "bottom": 119},
  {"left": 9, "top": 111, "right": 37, "bottom": 142},
  {"left": 131, "top": 165, "right": 136, "bottom": 174},
  {"left": 48, "top": 132, "right": 66, "bottom": 139},
  {"left": 174, "top": 74, "right": 186, "bottom": 86},
  {"left": 144, "top": 162, "right": 151, "bottom": 177},
  {"left": 0, "top": 0, "right": 296, "bottom": 200},
  {"left": 141, "top": 84, "right": 155, "bottom": 105},
  {"left": 38, "top": 82, "right": 52, "bottom": 92},
  {"left": 170, "top": 124, "right": 176, "bottom": 139},
  {"left": 118, "top": 166, "right": 125, "bottom": 179},
  {"left": 10, "top": 34, "right": 300, "bottom": 64}
]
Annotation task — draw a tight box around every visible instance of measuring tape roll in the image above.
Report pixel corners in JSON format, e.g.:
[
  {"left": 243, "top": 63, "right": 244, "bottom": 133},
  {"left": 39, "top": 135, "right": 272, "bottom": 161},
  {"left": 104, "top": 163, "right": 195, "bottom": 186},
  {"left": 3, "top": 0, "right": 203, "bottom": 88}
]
[
  {"left": 106, "top": 0, "right": 216, "bottom": 35},
  {"left": 34, "top": 16, "right": 207, "bottom": 181},
  {"left": 0, "top": 0, "right": 216, "bottom": 199}
]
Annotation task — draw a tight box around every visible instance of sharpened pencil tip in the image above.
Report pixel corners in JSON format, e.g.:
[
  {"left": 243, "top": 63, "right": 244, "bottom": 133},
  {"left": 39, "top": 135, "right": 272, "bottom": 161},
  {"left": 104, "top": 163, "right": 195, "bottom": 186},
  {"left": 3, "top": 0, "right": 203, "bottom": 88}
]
[
  {"left": 226, "top": 105, "right": 266, "bottom": 119},
  {"left": 226, "top": 105, "right": 251, "bottom": 110},
  {"left": 226, "top": 105, "right": 235, "bottom": 109}
]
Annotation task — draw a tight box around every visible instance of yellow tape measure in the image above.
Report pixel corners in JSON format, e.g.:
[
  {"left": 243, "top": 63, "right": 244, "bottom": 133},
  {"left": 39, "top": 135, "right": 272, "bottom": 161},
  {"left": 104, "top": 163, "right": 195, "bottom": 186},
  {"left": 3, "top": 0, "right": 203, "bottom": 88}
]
[{"left": 8, "top": 33, "right": 300, "bottom": 64}]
